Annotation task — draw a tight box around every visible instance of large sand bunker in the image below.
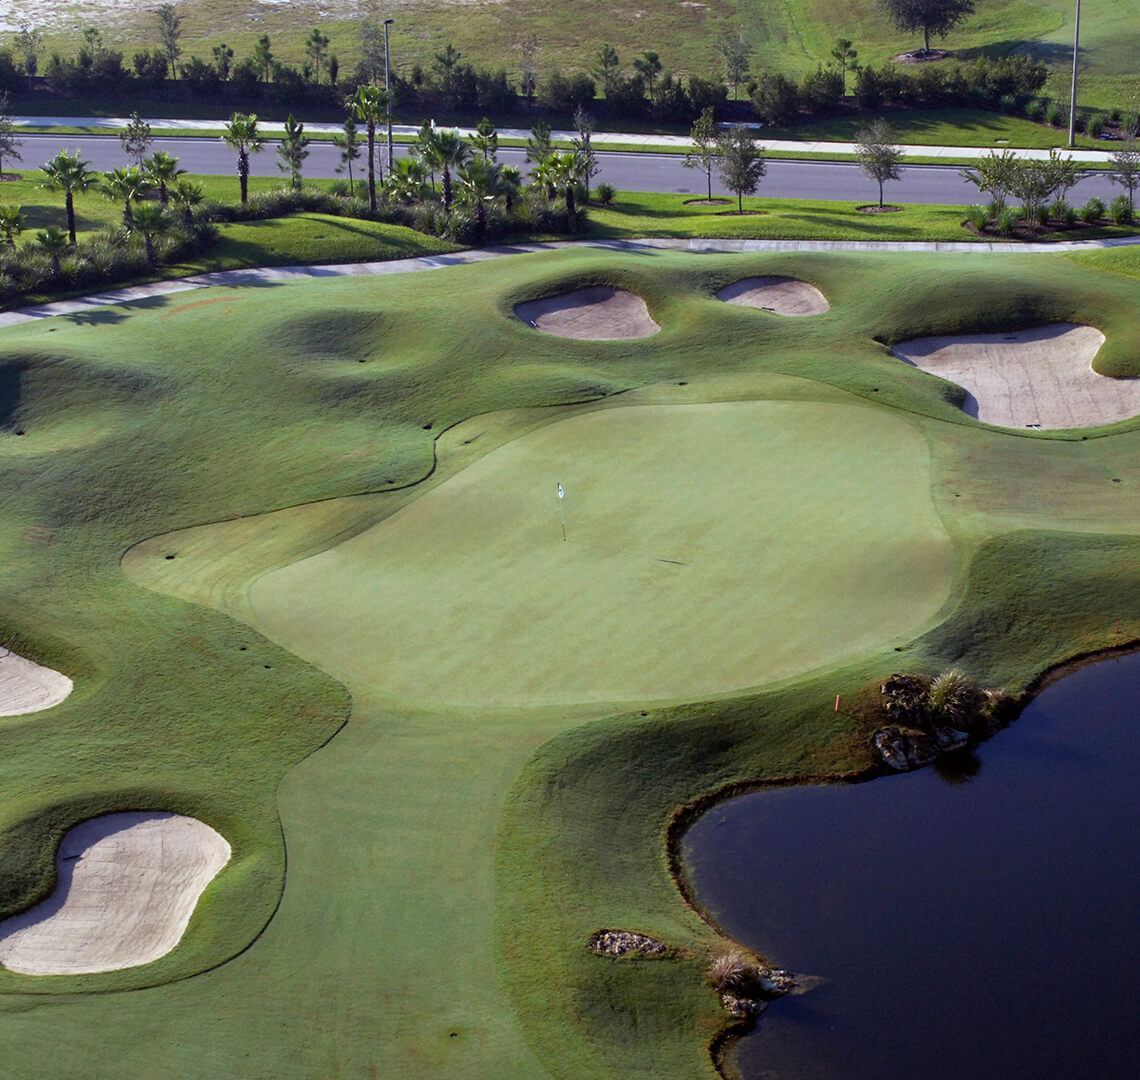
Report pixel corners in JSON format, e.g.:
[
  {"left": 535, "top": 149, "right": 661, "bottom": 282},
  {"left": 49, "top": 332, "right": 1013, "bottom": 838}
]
[
  {"left": 515, "top": 286, "right": 660, "bottom": 340},
  {"left": 0, "top": 811, "right": 230, "bottom": 975},
  {"left": 892, "top": 323, "right": 1139, "bottom": 430},
  {"left": 717, "top": 277, "right": 830, "bottom": 316},
  {"left": 0, "top": 646, "right": 72, "bottom": 716}
]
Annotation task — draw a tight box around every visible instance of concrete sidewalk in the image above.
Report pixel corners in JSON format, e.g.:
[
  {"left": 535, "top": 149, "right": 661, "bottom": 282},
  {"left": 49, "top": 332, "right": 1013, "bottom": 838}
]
[
  {"left": 13, "top": 115, "right": 1122, "bottom": 163},
  {"left": 1, "top": 234, "right": 1137, "bottom": 330}
]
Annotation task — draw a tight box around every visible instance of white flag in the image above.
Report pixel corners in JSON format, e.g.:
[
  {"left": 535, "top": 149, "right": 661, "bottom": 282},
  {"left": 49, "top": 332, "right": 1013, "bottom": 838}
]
[{"left": 557, "top": 483, "right": 565, "bottom": 500}]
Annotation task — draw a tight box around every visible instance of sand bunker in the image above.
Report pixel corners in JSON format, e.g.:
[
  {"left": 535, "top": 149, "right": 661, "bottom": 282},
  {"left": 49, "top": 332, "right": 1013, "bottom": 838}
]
[
  {"left": 515, "top": 286, "right": 660, "bottom": 340},
  {"left": 892, "top": 323, "right": 1138, "bottom": 430},
  {"left": 717, "top": 277, "right": 830, "bottom": 316},
  {"left": 0, "top": 811, "right": 230, "bottom": 975},
  {"left": 0, "top": 646, "right": 73, "bottom": 716}
]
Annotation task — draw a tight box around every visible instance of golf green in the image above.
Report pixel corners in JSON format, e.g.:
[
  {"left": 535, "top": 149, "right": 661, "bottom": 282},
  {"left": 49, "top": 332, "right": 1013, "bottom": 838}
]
[{"left": 249, "top": 400, "right": 953, "bottom": 707}]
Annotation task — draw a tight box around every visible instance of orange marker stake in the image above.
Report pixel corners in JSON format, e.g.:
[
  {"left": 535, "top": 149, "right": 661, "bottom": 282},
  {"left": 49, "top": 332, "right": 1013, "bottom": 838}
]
[{"left": 835, "top": 694, "right": 840, "bottom": 712}]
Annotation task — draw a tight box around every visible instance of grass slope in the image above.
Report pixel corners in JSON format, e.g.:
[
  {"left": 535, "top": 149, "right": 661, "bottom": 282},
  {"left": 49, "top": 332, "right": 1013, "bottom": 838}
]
[{"left": 0, "top": 247, "right": 1139, "bottom": 1079}]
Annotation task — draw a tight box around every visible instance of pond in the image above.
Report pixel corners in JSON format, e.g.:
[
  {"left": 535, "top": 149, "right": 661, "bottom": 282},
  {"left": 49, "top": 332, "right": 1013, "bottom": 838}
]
[{"left": 682, "top": 652, "right": 1140, "bottom": 1080}]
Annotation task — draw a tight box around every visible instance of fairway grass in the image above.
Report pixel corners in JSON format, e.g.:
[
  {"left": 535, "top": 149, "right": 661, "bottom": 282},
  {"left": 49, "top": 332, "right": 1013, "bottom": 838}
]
[
  {"left": 250, "top": 401, "right": 952, "bottom": 707},
  {"left": 3, "top": 246, "right": 1140, "bottom": 1079}
]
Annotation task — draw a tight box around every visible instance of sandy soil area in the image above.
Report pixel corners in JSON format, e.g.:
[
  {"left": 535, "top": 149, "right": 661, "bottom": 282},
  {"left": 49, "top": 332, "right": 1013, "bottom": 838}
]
[
  {"left": 892, "top": 323, "right": 1139, "bottom": 430},
  {"left": 717, "top": 276, "right": 830, "bottom": 316},
  {"left": 515, "top": 286, "right": 660, "bottom": 340},
  {"left": 0, "top": 646, "right": 72, "bottom": 717},
  {"left": 0, "top": 811, "right": 230, "bottom": 975}
]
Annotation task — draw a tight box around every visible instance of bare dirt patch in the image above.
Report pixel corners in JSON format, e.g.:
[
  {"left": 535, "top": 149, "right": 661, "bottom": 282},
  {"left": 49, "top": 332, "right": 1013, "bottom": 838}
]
[
  {"left": 857, "top": 205, "right": 902, "bottom": 213},
  {"left": 892, "top": 323, "right": 1140, "bottom": 430},
  {"left": 0, "top": 811, "right": 230, "bottom": 975},
  {"left": 717, "top": 276, "right": 830, "bottom": 317},
  {"left": 0, "top": 646, "right": 72, "bottom": 716},
  {"left": 515, "top": 286, "right": 659, "bottom": 340}
]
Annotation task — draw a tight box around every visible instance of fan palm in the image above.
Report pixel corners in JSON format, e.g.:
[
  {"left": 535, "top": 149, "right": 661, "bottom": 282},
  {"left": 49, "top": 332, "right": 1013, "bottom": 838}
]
[
  {"left": 101, "top": 166, "right": 154, "bottom": 227},
  {"left": 130, "top": 202, "right": 169, "bottom": 266},
  {"left": 420, "top": 129, "right": 470, "bottom": 212},
  {"left": 545, "top": 152, "right": 582, "bottom": 228},
  {"left": 40, "top": 150, "right": 97, "bottom": 244},
  {"left": 35, "top": 225, "right": 69, "bottom": 280},
  {"left": 142, "top": 150, "right": 185, "bottom": 205},
  {"left": 346, "top": 84, "right": 392, "bottom": 212},
  {"left": 169, "top": 178, "right": 204, "bottom": 230},
  {"left": 0, "top": 204, "right": 25, "bottom": 247},
  {"left": 382, "top": 158, "right": 429, "bottom": 205},
  {"left": 457, "top": 158, "right": 506, "bottom": 242},
  {"left": 220, "top": 112, "right": 264, "bottom": 204}
]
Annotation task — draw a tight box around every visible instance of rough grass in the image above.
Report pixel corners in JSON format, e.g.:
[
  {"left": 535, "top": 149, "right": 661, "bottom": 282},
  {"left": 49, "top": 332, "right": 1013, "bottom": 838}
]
[{"left": 1, "top": 247, "right": 1139, "bottom": 1079}]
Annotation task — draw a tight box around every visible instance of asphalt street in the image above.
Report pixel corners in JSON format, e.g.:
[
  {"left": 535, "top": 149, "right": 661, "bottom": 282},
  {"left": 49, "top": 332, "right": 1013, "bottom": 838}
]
[{"left": 12, "top": 132, "right": 1123, "bottom": 206}]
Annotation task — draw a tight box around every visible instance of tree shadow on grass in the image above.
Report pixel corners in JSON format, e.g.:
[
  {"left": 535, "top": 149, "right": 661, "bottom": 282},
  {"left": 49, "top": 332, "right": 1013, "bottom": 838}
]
[{"left": 778, "top": 213, "right": 916, "bottom": 237}]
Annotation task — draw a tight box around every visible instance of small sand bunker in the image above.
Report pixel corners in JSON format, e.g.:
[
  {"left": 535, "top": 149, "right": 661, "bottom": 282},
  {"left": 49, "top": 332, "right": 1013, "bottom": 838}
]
[
  {"left": 515, "top": 286, "right": 659, "bottom": 340},
  {"left": 717, "top": 277, "right": 830, "bottom": 316},
  {"left": 0, "top": 811, "right": 230, "bottom": 975},
  {"left": 0, "top": 646, "right": 73, "bottom": 717},
  {"left": 893, "top": 323, "right": 1139, "bottom": 430}
]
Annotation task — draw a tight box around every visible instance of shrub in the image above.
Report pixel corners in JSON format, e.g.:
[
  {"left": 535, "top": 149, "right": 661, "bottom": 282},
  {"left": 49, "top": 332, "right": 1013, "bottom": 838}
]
[
  {"left": 965, "top": 204, "right": 989, "bottom": 230},
  {"left": 1080, "top": 196, "right": 1105, "bottom": 223},
  {"left": 752, "top": 72, "right": 800, "bottom": 126},
  {"left": 927, "top": 668, "right": 984, "bottom": 728},
  {"left": 1109, "top": 194, "right": 1134, "bottom": 224},
  {"left": 1110, "top": 107, "right": 1122, "bottom": 122},
  {"left": 1000, "top": 94, "right": 1017, "bottom": 114},
  {"left": 1031, "top": 202, "right": 1049, "bottom": 227},
  {"left": 1075, "top": 111, "right": 1090, "bottom": 134},
  {"left": 1087, "top": 115, "right": 1105, "bottom": 139},
  {"left": 994, "top": 206, "right": 1019, "bottom": 235},
  {"left": 709, "top": 950, "right": 754, "bottom": 992},
  {"left": 1045, "top": 102, "right": 1063, "bottom": 127},
  {"left": 1025, "top": 100, "right": 1044, "bottom": 123},
  {"left": 594, "top": 182, "right": 616, "bottom": 206}
]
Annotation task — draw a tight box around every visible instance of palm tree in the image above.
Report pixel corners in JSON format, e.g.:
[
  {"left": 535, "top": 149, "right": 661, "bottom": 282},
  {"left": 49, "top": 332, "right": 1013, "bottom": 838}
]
[
  {"left": 220, "top": 112, "right": 264, "bottom": 204},
  {"left": 421, "top": 129, "right": 470, "bottom": 212},
  {"left": 169, "top": 178, "right": 204, "bottom": 229},
  {"left": 142, "top": 150, "right": 185, "bottom": 205},
  {"left": 545, "top": 152, "right": 582, "bottom": 229},
  {"left": 499, "top": 165, "right": 522, "bottom": 214},
  {"left": 0, "top": 204, "right": 25, "bottom": 247},
  {"left": 412, "top": 120, "right": 440, "bottom": 193},
  {"left": 100, "top": 166, "right": 154, "bottom": 227},
  {"left": 40, "top": 150, "right": 97, "bottom": 244},
  {"left": 35, "top": 225, "right": 69, "bottom": 280},
  {"left": 130, "top": 202, "right": 169, "bottom": 266},
  {"left": 346, "top": 84, "right": 392, "bottom": 212},
  {"left": 473, "top": 117, "right": 498, "bottom": 162},
  {"left": 457, "top": 158, "right": 505, "bottom": 242},
  {"left": 382, "top": 157, "right": 429, "bottom": 205}
]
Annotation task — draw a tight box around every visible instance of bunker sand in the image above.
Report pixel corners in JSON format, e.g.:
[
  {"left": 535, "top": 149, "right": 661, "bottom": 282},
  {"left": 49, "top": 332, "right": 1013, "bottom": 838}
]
[
  {"left": 717, "top": 276, "right": 830, "bottom": 316},
  {"left": 0, "top": 646, "right": 72, "bottom": 716},
  {"left": 249, "top": 400, "right": 953, "bottom": 708},
  {"left": 0, "top": 812, "right": 230, "bottom": 975},
  {"left": 515, "top": 286, "right": 660, "bottom": 339},
  {"left": 892, "top": 323, "right": 1137, "bottom": 430}
]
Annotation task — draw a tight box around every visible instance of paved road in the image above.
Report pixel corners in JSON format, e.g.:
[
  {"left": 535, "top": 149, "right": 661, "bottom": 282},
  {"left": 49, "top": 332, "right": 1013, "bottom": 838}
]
[{"left": 13, "top": 133, "right": 1123, "bottom": 206}]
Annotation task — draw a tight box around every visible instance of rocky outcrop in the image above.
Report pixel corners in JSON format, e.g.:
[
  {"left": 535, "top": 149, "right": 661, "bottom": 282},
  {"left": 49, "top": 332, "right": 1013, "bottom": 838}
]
[
  {"left": 588, "top": 929, "right": 667, "bottom": 957},
  {"left": 873, "top": 726, "right": 968, "bottom": 771}
]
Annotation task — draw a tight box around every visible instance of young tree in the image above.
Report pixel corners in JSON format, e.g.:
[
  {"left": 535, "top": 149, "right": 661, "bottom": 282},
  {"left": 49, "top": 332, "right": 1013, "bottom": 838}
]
[
  {"left": 518, "top": 33, "right": 540, "bottom": 99},
  {"left": 854, "top": 118, "right": 903, "bottom": 207},
  {"left": 878, "top": 0, "right": 976, "bottom": 54},
  {"left": 358, "top": 20, "right": 386, "bottom": 83},
  {"left": 0, "top": 205, "right": 26, "bottom": 247},
  {"left": 0, "top": 93, "right": 23, "bottom": 180},
  {"left": 13, "top": 24, "right": 40, "bottom": 87},
  {"left": 571, "top": 106, "right": 599, "bottom": 198},
  {"left": 960, "top": 148, "right": 1019, "bottom": 213},
  {"left": 683, "top": 106, "right": 720, "bottom": 201},
  {"left": 252, "top": 35, "right": 273, "bottom": 83},
  {"left": 142, "top": 150, "right": 184, "bottom": 205},
  {"left": 276, "top": 114, "right": 310, "bottom": 190},
  {"left": 36, "top": 225, "right": 69, "bottom": 280},
  {"left": 170, "top": 177, "right": 203, "bottom": 229},
  {"left": 473, "top": 117, "right": 499, "bottom": 162},
  {"left": 1109, "top": 136, "right": 1140, "bottom": 212},
  {"left": 334, "top": 116, "right": 362, "bottom": 196},
  {"left": 633, "top": 51, "right": 662, "bottom": 104},
  {"left": 305, "top": 29, "right": 331, "bottom": 84},
  {"left": 40, "top": 150, "right": 97, "bottom": 244},
  {"left": 346, "top": 84, "right": 392, "bottom": 211},
  {"left": 130, "top": 201, "right": 169, "bottom": 266},
  {"left": 120, "top": 111, "right": 153, "bottom": 167},
  {"left": 830, "top": 39, "right": 859, "bottom": 94},
  {"left": 220, "top": 112, "right": 264, "bottom": 204},
  {"left": 156, "top": 4, "right": 182, "bottom": 78},
  {"left": 212, "top": 42, "right": 234, "bottom": 81},
  {"left": 592, "top": 44, "right": 621, "bottom": 95},
  {"left": 715, "top": 125, "right": 766, "bottom": 214},
  {"left": 525, "top": 120, "right": 553, "bottom": 165},
  {"left": 715, "top": 31, "right": 752, "bottom": 100},
  {"left": 100, "top": 166, "right": 153, "bottom": 227}
]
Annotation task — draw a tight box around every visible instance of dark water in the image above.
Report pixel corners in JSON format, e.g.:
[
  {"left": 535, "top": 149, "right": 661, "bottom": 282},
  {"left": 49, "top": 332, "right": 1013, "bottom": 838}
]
[{"left": 682, "top": 653, "right": 1140, "bottom": 1080}]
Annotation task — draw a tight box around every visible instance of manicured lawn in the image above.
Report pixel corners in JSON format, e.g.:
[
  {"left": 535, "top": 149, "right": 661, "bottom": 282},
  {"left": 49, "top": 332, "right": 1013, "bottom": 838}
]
[{"left": 1, "top": 246, "right": 1140, "bottom": 1079}]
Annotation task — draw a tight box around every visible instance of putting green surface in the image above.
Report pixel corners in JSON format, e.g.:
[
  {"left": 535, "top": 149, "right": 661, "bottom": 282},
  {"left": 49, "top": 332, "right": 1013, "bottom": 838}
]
[{"left": 250, "top": 401, "right": 953, "bottom": 707}]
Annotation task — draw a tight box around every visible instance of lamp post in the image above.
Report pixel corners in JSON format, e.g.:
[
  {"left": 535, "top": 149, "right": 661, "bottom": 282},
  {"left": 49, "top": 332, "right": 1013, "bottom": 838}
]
[
  {"left": 384, "top": 18, "right": 395, "bottom": 173},
  {"left": 1067, "top": 0, "right": 1081, "bottom": 148}
]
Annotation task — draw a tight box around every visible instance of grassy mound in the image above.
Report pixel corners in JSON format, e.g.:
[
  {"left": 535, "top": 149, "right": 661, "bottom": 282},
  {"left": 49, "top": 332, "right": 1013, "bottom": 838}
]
[{"left": 0, "top": 246, "right": 1139, "bottom": 1079}]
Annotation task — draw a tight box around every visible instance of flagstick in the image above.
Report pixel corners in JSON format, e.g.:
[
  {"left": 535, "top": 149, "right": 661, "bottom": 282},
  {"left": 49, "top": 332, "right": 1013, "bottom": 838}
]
[{"left": 557, "top": 482, "right": 566, "bottom": 541}]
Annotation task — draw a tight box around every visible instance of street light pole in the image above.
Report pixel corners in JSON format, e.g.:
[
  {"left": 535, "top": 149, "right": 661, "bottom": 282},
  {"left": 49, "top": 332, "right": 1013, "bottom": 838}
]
[
  {"left": 384, "top": 18, "right": 395, "bottom": 173},
  {"left": 1067, "top": 0, "right": 1081, "bottom": 148}
]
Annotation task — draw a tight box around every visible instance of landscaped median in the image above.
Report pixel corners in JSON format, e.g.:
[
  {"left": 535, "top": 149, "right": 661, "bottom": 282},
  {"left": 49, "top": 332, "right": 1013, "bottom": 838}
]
[{"left": 1, "top": 245, "right": 1139, "bottom": 1079}]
